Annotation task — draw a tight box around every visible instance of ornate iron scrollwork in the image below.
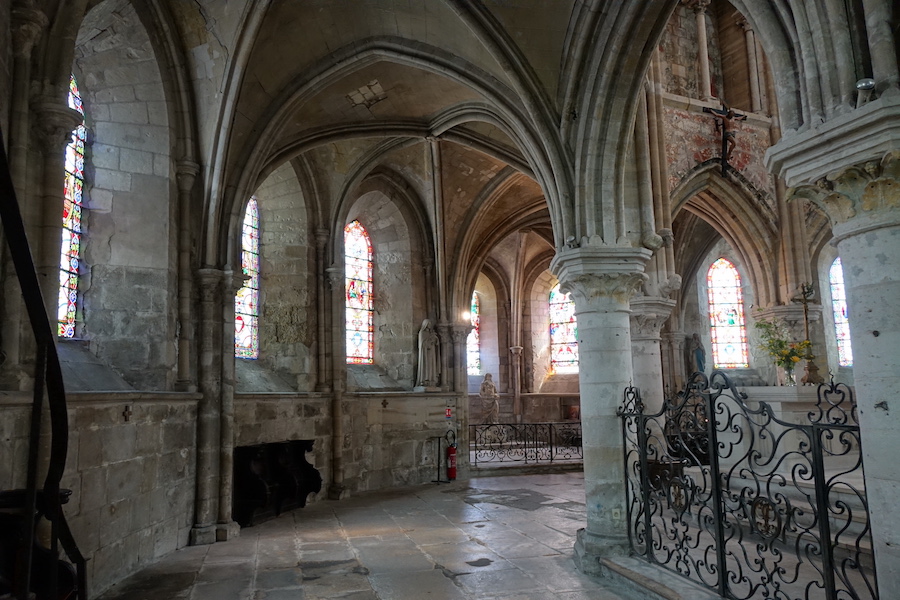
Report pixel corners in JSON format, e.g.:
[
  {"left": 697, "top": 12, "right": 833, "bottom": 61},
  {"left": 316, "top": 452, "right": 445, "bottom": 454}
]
[{"left": 620, "top": 371, "right": 878, "bottom": 600}]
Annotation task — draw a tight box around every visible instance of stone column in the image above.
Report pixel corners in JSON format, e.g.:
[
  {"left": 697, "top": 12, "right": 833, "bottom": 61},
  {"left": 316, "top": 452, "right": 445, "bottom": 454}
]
[
  {"left": 217, "top": 270, "right": 244, "bottom": 541},
  {"left": 738, "top": 19, "right": 762, "bottom": 113},
  {"left": 314, "top": 229, "right": 330, "bottom": 392},
  {"left": 32, "top": 99, "right": 83, "bottom": 328},
  {"left": 437, "top": 322, "right": 453, "bottom": 392},
  {"left": 630, "top": 297, "right": 676, "bottom": 416},
  {"left": 450, "top": 324, "right": 471, "bottom": 393},
  {"left": 325, "top": 266, "right": 348, "bottom": 500},
  {"left": 662, "top": 330, "right": 686, "bottom": 390},
  {"left": 791, "top": 151, "right": 900, "bottom": 588},
  {"left": 191, "top": 268, "right": 225, "bottom": 545},
  {"left": 175, "top": 160, "right": 199, "bottom": 391},
  {"left": 687, "top": 0, "right": 713, "bottom": 100},
  {"left": 509, "top": 346, "right": 523, "bottom": 423},
  {"left": 551, "top": 247, "right": 651, "bottom": 574}
]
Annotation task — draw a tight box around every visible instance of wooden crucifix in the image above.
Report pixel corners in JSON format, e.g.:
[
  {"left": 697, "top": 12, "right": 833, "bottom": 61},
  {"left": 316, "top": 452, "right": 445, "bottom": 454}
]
[
  {"left": 702, "top": 104, "right": 746, "bottom": 174},
  {"left": 792, "top": 282, "right": 825, "bottom": 385}
]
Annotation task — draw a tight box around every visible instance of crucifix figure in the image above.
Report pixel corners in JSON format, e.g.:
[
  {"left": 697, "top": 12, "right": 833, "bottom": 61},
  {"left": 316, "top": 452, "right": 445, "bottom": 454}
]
[{"left": 702, "top": 104, "right": 746, "bottom": 174}]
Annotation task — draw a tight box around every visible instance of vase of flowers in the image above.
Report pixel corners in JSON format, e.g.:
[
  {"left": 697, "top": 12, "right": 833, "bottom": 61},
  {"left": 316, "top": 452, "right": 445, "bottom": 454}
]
[{"left": 754, "top": 317, "right": 812, "bottom": 387}]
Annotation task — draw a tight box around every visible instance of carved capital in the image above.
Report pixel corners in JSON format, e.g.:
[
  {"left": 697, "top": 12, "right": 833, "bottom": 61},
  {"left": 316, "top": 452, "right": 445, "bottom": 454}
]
[
  {"left": 325, "top": 266, "right": 342, "bottom": 289},
  {"left": 315, "top": 228, "right": 329, "bottom": 249},
  {"left": 630, "top": 297, "right": 676, "bottom": 341},
  {"left": 736, "top": 18, "right": 752, "bottom": 33},
  {"left": 32, "top": 99, "right": 82, "bottom": 152},
  {"left": 450, "top": 324, "right": 472, "bottom": 344},
  {"left": 11, "top": 2, "right": 47, "bottom": 57},
  {"left": 196, "top": 268, "right": 225, "bottom": 303},
  {"left": 789, "top": 151, "right": 900, "bottom": 239},
  {"left": 226, "top": 270, "right": 248, "bottom": 295},
  {"left": 683, "top": 0, "right": 710, "bottom": 13},
  {"left": 560, "top": 272, "right": 647, "bottom": 309},
  {"left": 175, "top": 159, "right": 200, "bottom": 194}
]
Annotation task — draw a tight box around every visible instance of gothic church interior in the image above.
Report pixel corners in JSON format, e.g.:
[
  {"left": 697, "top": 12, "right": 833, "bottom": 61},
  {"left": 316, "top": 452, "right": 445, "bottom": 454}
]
[{"left": 1, "top": 0, "right": 898, "bottom": 597}]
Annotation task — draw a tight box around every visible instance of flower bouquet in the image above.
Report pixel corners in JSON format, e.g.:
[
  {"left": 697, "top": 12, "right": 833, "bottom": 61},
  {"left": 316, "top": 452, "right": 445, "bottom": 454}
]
[{"left": 754, "top": 317, "right": 812, "bottom": 385}]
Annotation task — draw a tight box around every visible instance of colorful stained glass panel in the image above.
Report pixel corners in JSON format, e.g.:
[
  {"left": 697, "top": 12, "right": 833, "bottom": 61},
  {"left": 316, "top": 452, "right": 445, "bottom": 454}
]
[
  {"left": 549, "top": 284, "right": 578, "bottom": 373},
  {"left": 235, "top": 197, "right": 260, "bottom": 358},
  {"left": 830, "top": 257, "right": 853, "bottom": 367},
  {"left": 345, "top": 220, "right": 374, "bottom": 364},
  {"left": 707, "top": 258, "right": 749, "bottom": 368},
  {"left": 467, "top": 292, "right": 481, "bottom": 375},
  {"left": 58, "top": 74, "right": 86, "bottom": 338}
]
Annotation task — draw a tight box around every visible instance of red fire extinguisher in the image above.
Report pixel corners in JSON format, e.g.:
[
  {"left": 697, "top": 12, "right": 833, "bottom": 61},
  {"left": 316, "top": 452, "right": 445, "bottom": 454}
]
[
  {"left": 447, "top": 443, "right": 457, "bottom": 480},
  {"left": 446, "top": 430, "right": 457, "bottom": 480}
]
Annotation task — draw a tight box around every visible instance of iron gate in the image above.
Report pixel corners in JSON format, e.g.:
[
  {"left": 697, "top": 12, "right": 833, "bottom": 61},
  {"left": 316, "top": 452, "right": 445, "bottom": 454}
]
[{"left": 619, "top": 371, "right": 878, "bottom": 600}]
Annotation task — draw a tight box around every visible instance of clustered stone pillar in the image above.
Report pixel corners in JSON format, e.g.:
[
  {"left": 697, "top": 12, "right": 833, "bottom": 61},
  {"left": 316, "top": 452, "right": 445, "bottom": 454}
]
[
  {"left": 216, "top": 271, "right": 244, "bottom": 541},
  {"left": 192, "top": 268, "right": 225, "bottom": 544},
  {"left": 314, "top": 229, "right": 330, "bottom": 392},
  {"left": 793, "top": 151, "right": 900, "bottom": 588},
  {"left": 551, "top": 247, "right": 651, "bottom": 574},
  {"left": 509, "top": 346, "right": 523, "bottom": 423},
  {"left": 325, "top": 266, "right": 348, "bottom": 500},
  {"left": 175, "top": 159, "right": 199, "bottom": 391},
  {"left": 630, "top": 297, "right": 676, "bottom": 416}
]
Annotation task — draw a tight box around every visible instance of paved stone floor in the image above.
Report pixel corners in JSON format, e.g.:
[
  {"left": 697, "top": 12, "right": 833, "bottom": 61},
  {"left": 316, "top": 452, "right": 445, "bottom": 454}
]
[{"left": 96, "top": 472, "right": 634, "bottom": 600}]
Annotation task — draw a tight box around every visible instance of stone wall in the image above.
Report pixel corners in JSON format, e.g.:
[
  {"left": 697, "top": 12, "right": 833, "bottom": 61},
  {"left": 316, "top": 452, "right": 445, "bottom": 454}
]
[
  {"left": 0, "top": 2, "right": 10, "bottom": 137},
  {"left": 343, "top": 393, "right": 461, "bottom": 491},
  {"left": 74, "top": 0, "right": 177, "bottom": 389},
  {"left": 255, "top": 162, "right": 315, "bottom": 389},
  {"left": 0, "top": 393, "right": 199, "bottom": 597},
  {"left": 663, "top": 100, "right": 776, "bottom": 202}
]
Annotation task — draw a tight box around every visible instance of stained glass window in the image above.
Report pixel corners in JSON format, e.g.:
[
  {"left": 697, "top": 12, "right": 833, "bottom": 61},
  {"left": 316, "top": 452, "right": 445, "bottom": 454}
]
[
  {"left": 345, "top": 220, "right": 374, "bottom": 364},
  {"left": 58, "top": 74, "right": 87, "bottom": 338},
  {"left": 707, "top": 258, "right": 749, "bottom": 368},
  {"left": 549, "top": 283, "right": 578, "bottom": 373},
  {"left": 467, "top": 292, "right": 481, "bottom": 375},
  {"left": 830, "top": 257, "right": 853, "bottom": 367},
  {"left": 235, "top": 197, "right": 260, "bottom": 358}
]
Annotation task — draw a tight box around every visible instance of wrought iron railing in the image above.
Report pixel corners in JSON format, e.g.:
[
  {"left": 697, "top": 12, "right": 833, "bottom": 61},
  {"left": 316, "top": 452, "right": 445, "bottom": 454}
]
[
  {"left": 619, "top": 371, "right": 877, "bottom": 600},
  {"left": 469, "top": 422, "right": 582, "bottom": 466}
]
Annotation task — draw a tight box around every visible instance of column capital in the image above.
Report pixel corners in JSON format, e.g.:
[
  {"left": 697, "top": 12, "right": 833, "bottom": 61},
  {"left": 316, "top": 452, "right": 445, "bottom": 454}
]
[
  {"left": 196, "top": 268, "right": 225, "bottom": 302},
  {"left": 11, "top": 1, "right": 47, "bottom": 57},
  {"left": 449, "top": 323, "right": 472, "bottom": 344},
  {"left": 736, "top": 18, "right": 752, "bottom": 32},
  {"left": 551, "top": 247, "right": 651, "bottom": 308},
  {"left": 175, "top": 159, "right": 200, "bottom": 193},
  {"left": 325, "top": 266, "right": 342, "bottom": 289},
  {"left": 682, "top": 0, "right": 710, "bottom": 13},
  {"left": 790, "top": 150, "right": 900, "bottom": 242},
  {"left": 32, "top": 99, "right": 82, "bottom": 152},
  {"left": 315, "top": 228, "right": 329, "bottom": 249},
  {"left": 225, "top": 270, "right": 247, "bottom": 295},
  {"left": 629, "top": 297, "right": 676, "bottom": 341}
]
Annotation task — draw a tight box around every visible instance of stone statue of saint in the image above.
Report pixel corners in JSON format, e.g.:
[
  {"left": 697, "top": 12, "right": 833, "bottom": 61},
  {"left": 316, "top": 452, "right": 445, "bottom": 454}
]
[
  {"left": 416, "top": 319, "right": 440, "bottom": 388},
  {"left": 480, "top": 373, "right": 500, "bottom": 424},
  {"left": 689, "top": 333, "right": 706, "bottom": 374}
]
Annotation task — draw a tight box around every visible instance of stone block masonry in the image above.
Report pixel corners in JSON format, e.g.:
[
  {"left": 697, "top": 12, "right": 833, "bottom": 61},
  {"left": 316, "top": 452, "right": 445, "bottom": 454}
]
[{"left": 59, "top": 393, "right": 199, "bottom": 597}]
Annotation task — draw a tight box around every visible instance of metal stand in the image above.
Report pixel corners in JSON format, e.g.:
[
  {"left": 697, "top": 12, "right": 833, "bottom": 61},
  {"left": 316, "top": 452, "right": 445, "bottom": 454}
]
[{"left": 431, "top": 435, "right": 449, "bottom": 483}]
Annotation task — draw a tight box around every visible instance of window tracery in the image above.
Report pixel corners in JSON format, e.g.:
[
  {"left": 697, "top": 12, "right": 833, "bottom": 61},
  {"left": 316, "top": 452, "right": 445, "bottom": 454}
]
[
  {"left": 58, "top": 74, "right": 87, "bottom": 338},
  {"left": 830, "top": 257, "right": 853, "bottom": 367},
  {"left": 345, "top": 220, "right": 374, "bottom": 364},
  {"left": 549, "top": 283, "right": 578, "bottom": 373},
  {"left": 707, "top": 258, "right": 749, "bottom": 368},
  {"left": 467, "top": 292, "right": 481, "bottom": 375},
  {"left": 235, "top": 197, "right": 260, "bottom": 358}
]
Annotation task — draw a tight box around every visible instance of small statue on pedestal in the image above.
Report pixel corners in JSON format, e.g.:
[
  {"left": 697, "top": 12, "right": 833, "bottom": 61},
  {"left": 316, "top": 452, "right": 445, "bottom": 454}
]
[{"left": 479, "top": 373, "right": 500, "bottom": 424}]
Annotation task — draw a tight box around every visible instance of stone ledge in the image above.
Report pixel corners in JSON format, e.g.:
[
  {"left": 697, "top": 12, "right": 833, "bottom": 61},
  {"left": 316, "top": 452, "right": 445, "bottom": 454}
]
[{"left": 598, "top": 556, "right": 721, "bottom": 600}]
